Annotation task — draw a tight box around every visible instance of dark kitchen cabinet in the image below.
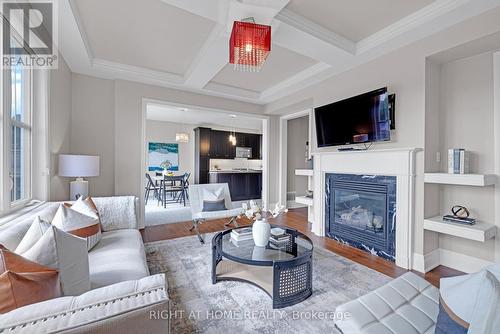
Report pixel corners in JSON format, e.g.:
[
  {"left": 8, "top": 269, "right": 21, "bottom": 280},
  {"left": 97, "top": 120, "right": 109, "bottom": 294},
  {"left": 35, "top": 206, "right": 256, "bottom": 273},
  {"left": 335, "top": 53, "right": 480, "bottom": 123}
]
[
  {"left": 194, "top": 127, "right": 211, "bottom": 184},
  {"left": 210, "top": 130, "right": 235, "bottom": 159},
  {"left": 209, "top": 172, "right": 262, "bottom": 201}
]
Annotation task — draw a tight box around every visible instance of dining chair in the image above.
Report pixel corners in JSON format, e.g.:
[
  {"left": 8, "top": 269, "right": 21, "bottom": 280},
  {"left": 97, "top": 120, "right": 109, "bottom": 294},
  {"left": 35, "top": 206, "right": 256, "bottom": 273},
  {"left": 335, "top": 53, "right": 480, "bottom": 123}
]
[
  {"left": 162, "top": 174, "right": 186, "bottom": 207},
  {"left": 144, "top": 173, "right": 161, "bottom": 205}
]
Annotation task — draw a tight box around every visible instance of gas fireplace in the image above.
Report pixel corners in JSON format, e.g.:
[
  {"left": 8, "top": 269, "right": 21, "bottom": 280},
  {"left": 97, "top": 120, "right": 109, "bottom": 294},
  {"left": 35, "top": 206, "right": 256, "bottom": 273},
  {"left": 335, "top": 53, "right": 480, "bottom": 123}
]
[{"left": 325, "top": 173, "right": 397, "bottom": 261}]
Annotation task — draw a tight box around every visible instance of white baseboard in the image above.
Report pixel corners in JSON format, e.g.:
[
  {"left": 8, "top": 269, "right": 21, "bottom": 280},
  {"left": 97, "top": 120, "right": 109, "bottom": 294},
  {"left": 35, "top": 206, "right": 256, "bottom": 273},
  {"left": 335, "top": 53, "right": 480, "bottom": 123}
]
[
  {"left": 439, "top": 248, "right": 494, "bottom": 273},
  {"left": 412, "top": 249, "right": 440, "bottom": 273},
  {"left": 414, "top": 248, "right": 494, "bottom": 274}
]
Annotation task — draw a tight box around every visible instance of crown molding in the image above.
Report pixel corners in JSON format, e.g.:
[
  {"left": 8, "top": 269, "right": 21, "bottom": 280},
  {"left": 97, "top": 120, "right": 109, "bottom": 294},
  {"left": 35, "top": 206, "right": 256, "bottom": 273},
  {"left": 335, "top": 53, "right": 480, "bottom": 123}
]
[
  {"left": 357, "top": 0, "right": 480, "bottom": 54},
  {"left": 275, "top": 8, "right": 356, "bottom": 55},
  {"left": 260, "top": 62, "right": 330, "bottom": 101}
]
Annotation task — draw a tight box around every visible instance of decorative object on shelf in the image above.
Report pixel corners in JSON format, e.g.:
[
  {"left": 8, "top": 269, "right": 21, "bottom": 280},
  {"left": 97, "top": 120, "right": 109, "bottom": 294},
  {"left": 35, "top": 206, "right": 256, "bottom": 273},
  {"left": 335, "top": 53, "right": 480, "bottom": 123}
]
[
  {"left": 443, "top": 205, "right": 476, "bottom": 225},
  {"left": 447, "top": 148, "right": 470, "bottom": 174},
  {"left": 242, "top": 201, "right": 288, "bottom": 247},
  {"left": 148, "top": 142, "right": 179, "bottom": 171},
  {"left": 58, "top": 154, "right": 100, "bottom": 200},
  {"left": 175, "top": 132, "right": 189, "bottom": 143},
  {"left": 229, "top": 18, "right": 271, "bottom": 72}
]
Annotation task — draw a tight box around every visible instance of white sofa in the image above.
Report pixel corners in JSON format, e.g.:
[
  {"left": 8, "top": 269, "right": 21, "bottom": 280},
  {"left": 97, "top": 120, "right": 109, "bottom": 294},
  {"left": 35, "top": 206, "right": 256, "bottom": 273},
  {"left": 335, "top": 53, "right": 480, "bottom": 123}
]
[
  {"left": 335, "top": 272, "right": 439, "bottom": 334},
  {"left": 0, "top": 198, "right": 169, "bottom": 334}
]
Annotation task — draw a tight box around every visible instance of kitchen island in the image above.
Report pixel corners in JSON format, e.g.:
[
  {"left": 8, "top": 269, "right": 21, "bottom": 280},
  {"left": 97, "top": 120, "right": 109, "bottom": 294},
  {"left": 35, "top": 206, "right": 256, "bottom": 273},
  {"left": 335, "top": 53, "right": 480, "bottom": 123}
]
[{"left": 209, "top": 169, "right": 262, "bottom": 201}]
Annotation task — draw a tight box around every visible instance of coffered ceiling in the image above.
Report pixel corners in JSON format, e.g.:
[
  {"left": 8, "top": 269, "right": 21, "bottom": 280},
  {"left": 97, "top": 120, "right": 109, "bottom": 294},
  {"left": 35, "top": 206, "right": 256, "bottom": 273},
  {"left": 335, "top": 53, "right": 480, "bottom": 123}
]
[{"left": 59, "top": 0, "right": 500, "bottom": 106}]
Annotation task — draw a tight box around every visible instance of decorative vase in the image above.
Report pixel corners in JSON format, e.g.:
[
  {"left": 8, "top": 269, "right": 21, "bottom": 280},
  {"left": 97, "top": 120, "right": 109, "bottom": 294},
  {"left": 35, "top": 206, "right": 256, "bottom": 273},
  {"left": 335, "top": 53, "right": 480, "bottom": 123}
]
[{"left": 252, "top": 219, "right": 270, "bottom": 247}]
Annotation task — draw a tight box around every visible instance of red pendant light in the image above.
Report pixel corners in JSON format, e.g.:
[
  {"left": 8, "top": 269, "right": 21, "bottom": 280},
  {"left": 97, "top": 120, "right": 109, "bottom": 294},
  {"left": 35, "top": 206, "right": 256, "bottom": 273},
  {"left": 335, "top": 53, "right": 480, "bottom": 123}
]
[{"left": 229, "top": 20, "right": 271, "bottom": 72}]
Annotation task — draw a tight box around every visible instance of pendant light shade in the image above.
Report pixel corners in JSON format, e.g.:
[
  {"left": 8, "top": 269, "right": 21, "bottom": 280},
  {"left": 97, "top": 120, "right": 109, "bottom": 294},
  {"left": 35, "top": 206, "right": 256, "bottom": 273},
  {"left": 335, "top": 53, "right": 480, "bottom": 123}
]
[{"left": 229, "top": 21, "right": 271, "bottom": 72}]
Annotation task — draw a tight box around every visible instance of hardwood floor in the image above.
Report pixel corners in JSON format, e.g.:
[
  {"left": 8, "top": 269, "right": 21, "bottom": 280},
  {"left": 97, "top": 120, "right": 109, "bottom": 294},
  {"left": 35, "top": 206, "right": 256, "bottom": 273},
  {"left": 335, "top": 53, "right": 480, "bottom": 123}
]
[{"left": 141, "top": 207, "right": 463, "bottom": 287}]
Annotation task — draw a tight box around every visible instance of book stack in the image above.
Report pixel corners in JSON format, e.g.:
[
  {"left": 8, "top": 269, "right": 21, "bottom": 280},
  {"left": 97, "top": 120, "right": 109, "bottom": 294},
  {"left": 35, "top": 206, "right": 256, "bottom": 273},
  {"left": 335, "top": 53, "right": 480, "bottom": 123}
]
[
  {"left": 269, "top": 228, "right": 289, "bottom": 248},
  {"left": 230, "top": 227, "right": 253, "bottom": 246},
  {"left": 448, "top": 148, "right": 470, "bottom": 174},
  {"left": 443, "top": 215, "right": 476, "bottom": 225}
]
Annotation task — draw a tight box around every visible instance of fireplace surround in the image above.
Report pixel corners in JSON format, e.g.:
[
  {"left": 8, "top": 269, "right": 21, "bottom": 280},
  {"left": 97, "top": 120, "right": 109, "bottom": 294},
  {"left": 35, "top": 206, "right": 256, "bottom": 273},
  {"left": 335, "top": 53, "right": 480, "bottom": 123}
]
[
  {"left": 312, "top": 148, "right": 420, "bottom": 269},
  {"left": 325, "top": 173, "right": 397, "bottom": 261}
]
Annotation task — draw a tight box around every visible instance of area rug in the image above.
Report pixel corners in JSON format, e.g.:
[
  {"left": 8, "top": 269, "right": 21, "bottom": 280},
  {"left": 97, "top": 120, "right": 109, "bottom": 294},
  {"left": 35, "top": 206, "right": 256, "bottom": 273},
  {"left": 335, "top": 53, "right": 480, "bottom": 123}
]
[{"left": 145, "top": 233, "right": 392, "bottom": 333}]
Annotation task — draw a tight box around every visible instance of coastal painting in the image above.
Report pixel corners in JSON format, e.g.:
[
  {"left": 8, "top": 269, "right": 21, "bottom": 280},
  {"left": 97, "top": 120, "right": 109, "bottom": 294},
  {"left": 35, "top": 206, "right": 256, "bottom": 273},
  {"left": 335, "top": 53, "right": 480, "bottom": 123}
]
[{"left": 148, "top": 142, "right": 179, "bottom": 171}]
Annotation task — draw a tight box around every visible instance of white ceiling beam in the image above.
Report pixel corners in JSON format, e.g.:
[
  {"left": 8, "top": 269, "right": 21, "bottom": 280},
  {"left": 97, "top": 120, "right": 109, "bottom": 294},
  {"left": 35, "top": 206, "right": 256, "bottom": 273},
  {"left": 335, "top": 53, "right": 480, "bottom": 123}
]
[
  {"left": 183, "top": 25, "right": 229, "bottom": 89},
  {"left": 275, "top": 8, "right": 355, "bottom": 55}
]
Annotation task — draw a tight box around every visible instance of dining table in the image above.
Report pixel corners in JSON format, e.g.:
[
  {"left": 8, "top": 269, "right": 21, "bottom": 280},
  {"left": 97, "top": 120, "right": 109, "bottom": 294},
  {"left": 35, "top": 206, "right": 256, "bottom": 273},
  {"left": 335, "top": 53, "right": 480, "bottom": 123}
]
[{"left": 151, "top": 173, "right": 187, "bottom": 207}]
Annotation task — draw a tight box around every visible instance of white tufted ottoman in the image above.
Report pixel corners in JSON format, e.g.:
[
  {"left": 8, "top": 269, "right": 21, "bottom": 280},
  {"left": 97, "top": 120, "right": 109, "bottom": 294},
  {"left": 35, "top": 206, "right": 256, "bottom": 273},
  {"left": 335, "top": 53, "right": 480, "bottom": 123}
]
[{"left": 335, "top": 272, "right": 439, "bottom": 334}]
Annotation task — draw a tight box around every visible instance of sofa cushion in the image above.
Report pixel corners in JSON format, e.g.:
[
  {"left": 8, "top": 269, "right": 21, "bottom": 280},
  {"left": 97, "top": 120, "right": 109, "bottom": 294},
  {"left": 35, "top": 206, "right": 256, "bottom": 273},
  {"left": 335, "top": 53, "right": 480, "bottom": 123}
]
[
  {"left": 89, "top": 229, "right": 149, "bottom": 289},
  {"left": 335, "top": 272, "right": 439, "bottom": 334}
]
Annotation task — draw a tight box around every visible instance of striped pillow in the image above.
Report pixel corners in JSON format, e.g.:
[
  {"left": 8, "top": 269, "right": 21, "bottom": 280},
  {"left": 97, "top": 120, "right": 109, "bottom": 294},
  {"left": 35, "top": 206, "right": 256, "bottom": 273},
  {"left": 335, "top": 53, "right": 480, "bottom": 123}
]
[{"left": 52, "top": 200, "right": 101, "bottom": 251}]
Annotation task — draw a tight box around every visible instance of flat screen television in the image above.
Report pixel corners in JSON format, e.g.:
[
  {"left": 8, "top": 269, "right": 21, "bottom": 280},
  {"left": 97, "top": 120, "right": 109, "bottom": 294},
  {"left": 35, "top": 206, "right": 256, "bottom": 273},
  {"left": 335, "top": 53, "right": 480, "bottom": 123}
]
[{"left": 314, "top": 88, "right": 391, "bottom": 147}]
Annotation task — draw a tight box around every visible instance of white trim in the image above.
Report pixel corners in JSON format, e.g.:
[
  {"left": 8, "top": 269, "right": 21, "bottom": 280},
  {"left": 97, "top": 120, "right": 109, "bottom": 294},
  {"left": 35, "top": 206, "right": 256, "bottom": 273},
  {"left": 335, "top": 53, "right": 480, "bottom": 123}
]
[
  {"left": 494, "top": 52, "right": 500, "bottom": 263},
  {"left": 439, "top": 248, "right": 494, "bottom": 273},
  {"left": 274, "top": 9, "right": 356, "bottom": 54},
  {"left": 413, "top": 249, "right": 440, "bottom": 273}
]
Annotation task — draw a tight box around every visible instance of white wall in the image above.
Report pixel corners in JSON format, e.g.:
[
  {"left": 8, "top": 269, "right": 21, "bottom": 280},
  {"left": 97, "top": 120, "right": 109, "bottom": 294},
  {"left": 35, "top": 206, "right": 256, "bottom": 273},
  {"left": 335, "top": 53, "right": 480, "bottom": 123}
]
[
  {"left": 49, "top": 55, "right": 72, "bottom": 201},
  {"left": 287, "top": 116, "right": 308, "bottom": 197},
  {"left": 146, "top": 120, "right": 195, "bottom": 175},
  {"left": 71, "top": 74, "right": 115, "bottom": 197}
]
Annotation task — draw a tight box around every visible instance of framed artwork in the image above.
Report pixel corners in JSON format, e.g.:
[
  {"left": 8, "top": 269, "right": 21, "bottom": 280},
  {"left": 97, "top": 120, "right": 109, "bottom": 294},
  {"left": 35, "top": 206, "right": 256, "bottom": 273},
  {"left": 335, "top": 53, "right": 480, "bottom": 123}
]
[{"left": 148, "top": 142, "right": 179, "bottom": 171}]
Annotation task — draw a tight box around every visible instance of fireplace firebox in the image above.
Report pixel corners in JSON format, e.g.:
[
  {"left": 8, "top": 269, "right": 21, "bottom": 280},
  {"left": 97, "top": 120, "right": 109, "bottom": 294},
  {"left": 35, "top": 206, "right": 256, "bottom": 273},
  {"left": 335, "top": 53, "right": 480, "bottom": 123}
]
[{"left": 325, "top": 173, "right": 397, "bottom": 261}]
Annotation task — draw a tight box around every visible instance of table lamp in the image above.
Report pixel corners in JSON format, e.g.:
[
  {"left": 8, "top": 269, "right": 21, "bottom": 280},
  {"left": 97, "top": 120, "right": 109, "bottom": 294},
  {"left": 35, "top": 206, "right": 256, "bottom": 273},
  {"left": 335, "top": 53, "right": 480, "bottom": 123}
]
[{"left": 58, "top": 154, "right": 100, "bottom": 200}]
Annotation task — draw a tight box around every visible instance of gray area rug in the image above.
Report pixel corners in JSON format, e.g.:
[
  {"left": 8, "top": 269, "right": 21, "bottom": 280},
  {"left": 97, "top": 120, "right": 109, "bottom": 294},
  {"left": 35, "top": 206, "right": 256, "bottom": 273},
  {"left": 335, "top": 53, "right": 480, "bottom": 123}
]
[{"left": 145, "top": 233, "right": 391, "bottom": 333}]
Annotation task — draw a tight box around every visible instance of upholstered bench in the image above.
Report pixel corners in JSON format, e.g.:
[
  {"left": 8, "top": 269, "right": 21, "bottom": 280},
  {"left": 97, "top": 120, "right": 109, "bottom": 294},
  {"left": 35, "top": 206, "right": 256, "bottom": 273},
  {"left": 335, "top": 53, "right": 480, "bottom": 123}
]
[{"left": 335, "top": 272, "right": 439, "bottom": 334}]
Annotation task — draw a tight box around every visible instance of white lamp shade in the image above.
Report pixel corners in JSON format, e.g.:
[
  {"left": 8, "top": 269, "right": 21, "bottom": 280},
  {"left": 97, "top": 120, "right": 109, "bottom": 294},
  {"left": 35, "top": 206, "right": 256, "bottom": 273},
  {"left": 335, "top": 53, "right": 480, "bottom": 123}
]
[{"left": 58, "top": 155, "right": 100, "bottom": 177}]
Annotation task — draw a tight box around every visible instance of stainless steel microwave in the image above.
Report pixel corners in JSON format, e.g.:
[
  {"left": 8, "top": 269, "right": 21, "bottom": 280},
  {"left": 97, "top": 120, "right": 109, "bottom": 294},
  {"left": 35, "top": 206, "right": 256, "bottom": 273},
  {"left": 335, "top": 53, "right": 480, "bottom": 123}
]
[{"left": 235, "top": 147, "right": 252, "bottom": 158}]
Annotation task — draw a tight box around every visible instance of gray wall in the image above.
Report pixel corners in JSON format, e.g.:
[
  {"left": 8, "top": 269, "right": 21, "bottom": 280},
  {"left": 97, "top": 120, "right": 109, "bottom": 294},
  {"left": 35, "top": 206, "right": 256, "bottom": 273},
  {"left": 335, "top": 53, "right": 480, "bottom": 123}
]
[
  {"left": 287, "top": 116, "right": 308, "bottom": 197},
  {"left": 71, "top": 74, "right": 115, "bottom": 197},
  {"left": 49, "top": 55, "right": 72, "bottom": 201},
  {"left": 437, "top": 52, "right": 495, "bottom": 262}
]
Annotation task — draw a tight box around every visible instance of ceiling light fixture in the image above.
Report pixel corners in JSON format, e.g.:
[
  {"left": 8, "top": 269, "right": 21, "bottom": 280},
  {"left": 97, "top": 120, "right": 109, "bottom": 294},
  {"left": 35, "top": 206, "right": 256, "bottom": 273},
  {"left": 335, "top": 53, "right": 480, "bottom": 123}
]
[
  {"left": 229, "top": 18, "right": 271, "bottom": 72},
  {"left": 176, "top": 132, "right": 189, "bottom": 143}
]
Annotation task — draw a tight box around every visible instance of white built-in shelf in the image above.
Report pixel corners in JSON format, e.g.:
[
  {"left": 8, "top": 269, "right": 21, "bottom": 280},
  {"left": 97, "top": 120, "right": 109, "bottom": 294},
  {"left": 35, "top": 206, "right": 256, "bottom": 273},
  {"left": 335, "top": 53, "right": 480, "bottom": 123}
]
[
  {"left": 295, "top": 169, "right": 314, "bottom": 177},
  {"left": 423, "top": 216, "right": 497, "bottom": 242},
  {"left": 424, "top": 173, "right": 497, "bottom": 186},
  {"left": 295, "top": 196, "right": 313, "bottom": 206}
]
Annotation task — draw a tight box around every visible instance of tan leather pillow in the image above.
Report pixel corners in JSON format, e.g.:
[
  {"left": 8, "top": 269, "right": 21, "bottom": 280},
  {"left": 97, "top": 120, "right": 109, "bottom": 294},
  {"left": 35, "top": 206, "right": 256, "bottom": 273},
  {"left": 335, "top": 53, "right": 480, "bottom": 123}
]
[{"left": 0, "top": 245, "right": 62, "bottom": 313}]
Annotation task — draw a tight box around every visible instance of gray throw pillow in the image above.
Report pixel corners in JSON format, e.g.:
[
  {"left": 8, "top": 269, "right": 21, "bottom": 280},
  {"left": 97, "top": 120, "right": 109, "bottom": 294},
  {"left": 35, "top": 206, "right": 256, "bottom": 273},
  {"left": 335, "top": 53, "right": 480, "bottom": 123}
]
[{"left": 202, "top": 199, "right": 227, "bottom": 212}]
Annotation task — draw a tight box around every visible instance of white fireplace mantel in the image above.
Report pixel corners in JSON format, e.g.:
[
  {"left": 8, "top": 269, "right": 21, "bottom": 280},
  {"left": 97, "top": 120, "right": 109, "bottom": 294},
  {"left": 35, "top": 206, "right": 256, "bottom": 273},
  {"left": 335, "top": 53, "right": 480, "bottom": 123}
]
[{"left": 312, "top": 147, "right": 422, "bottom": 269}]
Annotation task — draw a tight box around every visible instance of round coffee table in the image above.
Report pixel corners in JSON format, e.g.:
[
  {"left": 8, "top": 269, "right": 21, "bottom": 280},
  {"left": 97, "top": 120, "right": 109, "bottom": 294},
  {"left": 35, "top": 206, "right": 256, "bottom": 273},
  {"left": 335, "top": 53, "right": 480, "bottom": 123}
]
[{"left": 211, "top": 225, "right": 313, "bottom": 309}]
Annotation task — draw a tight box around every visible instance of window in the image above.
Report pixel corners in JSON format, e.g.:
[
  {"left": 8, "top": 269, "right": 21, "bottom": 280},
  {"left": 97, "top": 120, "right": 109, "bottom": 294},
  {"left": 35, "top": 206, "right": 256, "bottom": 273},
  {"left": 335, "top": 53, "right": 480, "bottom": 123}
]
[{"left": 9, "top": 64, "right": 32, "bottom": 204}]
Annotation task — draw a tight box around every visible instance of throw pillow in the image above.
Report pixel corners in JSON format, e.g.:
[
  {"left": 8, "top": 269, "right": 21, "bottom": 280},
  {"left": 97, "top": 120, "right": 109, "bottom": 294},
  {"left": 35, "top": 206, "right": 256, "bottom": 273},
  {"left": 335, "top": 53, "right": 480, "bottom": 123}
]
[
  {"left": 52, "top": 202, "right": 101, "bottom": 251},
  {"left": 201, "top": 187, "right": 224, "bottom": 202},
  {"left": 0, "top": 245, "right": 62, "bottom": 313},
  {"left": 202, "top": 199, "right": 227, "bottom": 212},
  {"left": 14, "top": 217, "right": 51, "bottom": 254},
  {"left": 20, "top": 225, "right": 90, "bottom": 296}
]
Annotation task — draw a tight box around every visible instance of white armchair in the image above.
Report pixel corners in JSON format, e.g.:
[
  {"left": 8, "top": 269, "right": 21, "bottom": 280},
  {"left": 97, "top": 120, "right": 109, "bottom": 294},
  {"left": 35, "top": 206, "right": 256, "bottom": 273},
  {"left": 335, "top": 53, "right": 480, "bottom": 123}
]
[{"left": 188, "top": 183, "right": 244, "bottom": 243}]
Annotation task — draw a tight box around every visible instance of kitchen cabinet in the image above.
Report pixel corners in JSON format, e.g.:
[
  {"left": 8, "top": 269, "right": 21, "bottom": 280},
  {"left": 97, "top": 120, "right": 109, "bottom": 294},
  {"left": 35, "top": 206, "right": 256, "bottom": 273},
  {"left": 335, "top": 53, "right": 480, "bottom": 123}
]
[
  {"left": 209, "top": 172, "right": 262, "bottom": 201},
  {"left": 210, "top": 130, "right": 235, "bottom": 159},
  {"left": 194, "top": 127, "right": 211, "bottom": 184}
]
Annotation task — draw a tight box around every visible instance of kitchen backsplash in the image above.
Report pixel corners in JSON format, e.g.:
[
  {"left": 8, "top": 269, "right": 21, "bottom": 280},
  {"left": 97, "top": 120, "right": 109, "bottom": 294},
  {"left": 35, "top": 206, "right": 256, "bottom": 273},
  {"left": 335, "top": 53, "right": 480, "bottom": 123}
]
[{"left": 210, "top": 159, "right": 263, "bottom": 171}]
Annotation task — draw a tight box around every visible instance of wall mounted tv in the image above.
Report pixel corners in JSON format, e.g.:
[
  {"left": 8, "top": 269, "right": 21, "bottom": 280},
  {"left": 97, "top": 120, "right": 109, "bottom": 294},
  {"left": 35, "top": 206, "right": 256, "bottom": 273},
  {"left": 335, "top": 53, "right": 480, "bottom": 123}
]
[{"left": 314, "top": 87, "right": 391, "bottom": 148}]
